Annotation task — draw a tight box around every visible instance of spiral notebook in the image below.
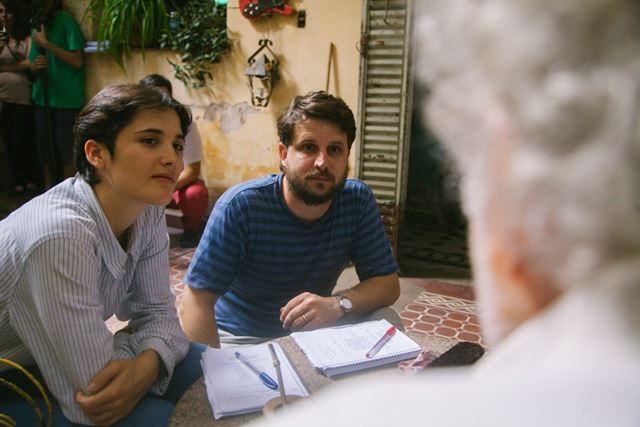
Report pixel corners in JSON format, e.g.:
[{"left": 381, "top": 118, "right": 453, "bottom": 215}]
[{"left": 291, "top": 319, "right": 422, "bottom": 377}]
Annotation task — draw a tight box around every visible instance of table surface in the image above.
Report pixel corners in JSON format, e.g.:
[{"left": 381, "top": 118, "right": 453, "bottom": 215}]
[{"left": 169, "top": 331, "right": 454, "bottom": 426}]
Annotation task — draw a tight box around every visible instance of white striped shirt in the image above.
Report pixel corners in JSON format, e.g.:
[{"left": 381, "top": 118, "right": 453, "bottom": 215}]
[{"left": 0, "top": 177, "right": 188, "bottom": 424}]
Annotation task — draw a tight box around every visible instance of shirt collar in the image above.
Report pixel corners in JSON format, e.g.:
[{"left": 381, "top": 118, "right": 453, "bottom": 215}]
[{"left": 74, "top": 177, "right": 140, "bottom": 279}]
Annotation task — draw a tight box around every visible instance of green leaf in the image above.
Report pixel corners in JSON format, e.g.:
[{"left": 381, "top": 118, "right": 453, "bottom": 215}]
[
  {"left": 86, "top": 0, "right": 168, "bottom": 68},
  {"left": 159, "top": 0, "right": 229, "bottom": 88}
]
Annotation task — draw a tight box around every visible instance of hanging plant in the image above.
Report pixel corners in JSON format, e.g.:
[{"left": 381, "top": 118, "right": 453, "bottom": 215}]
[
  {"left": 84, "top": 0, "right": 168, "bottom": 67},
  {"left": 159, "top": 0, "right": 229, "bottom": 89}
]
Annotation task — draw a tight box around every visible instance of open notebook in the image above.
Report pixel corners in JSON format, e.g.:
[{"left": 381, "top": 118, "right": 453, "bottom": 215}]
[
  {"left": 201, "top": 342, "right": 309, "bottom": 419},
  {"left": 291, "top": 319, "right": 422, "bottom": 377}
]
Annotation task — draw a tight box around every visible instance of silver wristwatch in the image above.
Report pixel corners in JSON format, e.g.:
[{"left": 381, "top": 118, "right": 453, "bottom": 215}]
[{"left": 335, "top": 294, "right": 353, "bottom": 313}]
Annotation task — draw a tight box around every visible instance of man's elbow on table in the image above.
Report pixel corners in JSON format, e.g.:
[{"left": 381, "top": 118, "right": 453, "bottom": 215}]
[
  {"left": 376, "top": 273, "right": 401, "bottom": 307},
  {"left": 180, "top": 286, "right": 221, "bottom": 348}
]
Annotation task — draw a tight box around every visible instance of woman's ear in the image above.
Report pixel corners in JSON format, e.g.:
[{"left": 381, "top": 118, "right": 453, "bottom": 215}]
[{"left": 84, "top": 139, "right": 107, "bottom": 169}]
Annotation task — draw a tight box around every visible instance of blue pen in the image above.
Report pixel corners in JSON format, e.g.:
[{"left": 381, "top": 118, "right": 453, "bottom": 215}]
[{"left": 234, "top": 351, "right": 279, "bottom": 391}]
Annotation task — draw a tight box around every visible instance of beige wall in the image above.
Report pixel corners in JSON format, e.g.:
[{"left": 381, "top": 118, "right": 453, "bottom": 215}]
[{"left": 66, "top": 0, "right": 362, "bottom": 197}]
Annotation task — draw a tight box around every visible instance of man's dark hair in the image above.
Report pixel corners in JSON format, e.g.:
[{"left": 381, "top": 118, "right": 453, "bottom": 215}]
[
  {"left": 73, "top": 84, "right": 192, "bottom": 185},
  {"left": 28, "top": 0, "right": 62, "bottom": 27},
  {"left": 277, "top": 91, "right": 356, "bottom": 149},
  {"left": 139, "top": 74, "right": 173, "bottom": 95}
]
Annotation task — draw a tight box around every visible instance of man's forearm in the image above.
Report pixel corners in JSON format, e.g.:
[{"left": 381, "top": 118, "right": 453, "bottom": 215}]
[
  {"left": 180, "top": 287, "right": 221, "bottom": 347},
  {"left": 42, "top": 42, "right": 83, "bottom": 69},
  {"left": 338, "top": 273, "right": 400, "bottom": 317},
  {"left": 182, "top": 308, "right": 220, "bottom": 347}
]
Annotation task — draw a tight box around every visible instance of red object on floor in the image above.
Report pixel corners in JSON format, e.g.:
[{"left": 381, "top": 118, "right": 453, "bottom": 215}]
[
  {"left": 168, "top": 179, "right": 208, "bottom": 232},
  {"left": 239, "top": 0, "right": 295, "bottom": 19}
]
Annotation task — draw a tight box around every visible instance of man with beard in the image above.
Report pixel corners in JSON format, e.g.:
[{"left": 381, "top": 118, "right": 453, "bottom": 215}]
[{"left": 181, "top": 91, "right": 400, "bottom": 347}]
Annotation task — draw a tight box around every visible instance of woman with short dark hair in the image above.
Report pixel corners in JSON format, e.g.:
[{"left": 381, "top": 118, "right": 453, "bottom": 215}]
[{"left": 0, "top": 84, "right": 203, "bottom": 426}]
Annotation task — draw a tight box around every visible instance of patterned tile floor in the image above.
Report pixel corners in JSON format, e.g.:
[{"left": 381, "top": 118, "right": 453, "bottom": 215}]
[
  {"left": 169, "top": 247, "right": 195, "bottom": 305},
  {"left": 398, "top": 221, "right": 471, "bottom": 279},
  {"left": 399, "top": 279, "right": 485, "bottom": 346}
]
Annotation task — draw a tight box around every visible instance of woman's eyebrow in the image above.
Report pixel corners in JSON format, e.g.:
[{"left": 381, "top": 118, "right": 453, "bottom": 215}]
[
  {"left": 133, "top": 128, "right": 164, "bottom": 135},
  {"left": 134, "top": 128, "right": 185, "bottom": 140}
]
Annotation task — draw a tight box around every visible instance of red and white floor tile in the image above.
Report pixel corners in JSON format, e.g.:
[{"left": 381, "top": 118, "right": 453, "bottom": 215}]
[{"left": 400, "top": 279, "right": 485, "bottom": 347}]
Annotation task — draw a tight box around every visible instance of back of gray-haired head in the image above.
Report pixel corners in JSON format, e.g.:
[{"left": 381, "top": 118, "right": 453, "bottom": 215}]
[{"left": 415, "top": 0, "right": 640, "bottom": 292}]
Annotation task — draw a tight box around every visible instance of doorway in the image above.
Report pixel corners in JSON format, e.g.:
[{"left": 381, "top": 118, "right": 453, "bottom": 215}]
[
  {"left": 396, "top": 89, "right": 471, "bottom": 279},
  {"left": 356, "top": 0, "right": 471, "bottom": 279}
]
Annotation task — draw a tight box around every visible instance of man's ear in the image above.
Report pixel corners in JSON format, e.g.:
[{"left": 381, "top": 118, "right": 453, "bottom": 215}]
[
  {"left": 278, "top": 142, "right": 288, "bottom": 166},
  {"left": 84, "top": 139, "right": 107, "bottom": 169}
]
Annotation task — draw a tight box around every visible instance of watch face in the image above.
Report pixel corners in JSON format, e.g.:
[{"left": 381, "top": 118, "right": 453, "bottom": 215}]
[{"left": 339, "top": 296, "right": 353, "bottom": 311}]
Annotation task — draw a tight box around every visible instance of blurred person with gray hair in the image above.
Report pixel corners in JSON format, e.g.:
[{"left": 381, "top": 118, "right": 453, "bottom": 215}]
[{"left": 253, "top": 0, "right": 640, "bottom": 425}]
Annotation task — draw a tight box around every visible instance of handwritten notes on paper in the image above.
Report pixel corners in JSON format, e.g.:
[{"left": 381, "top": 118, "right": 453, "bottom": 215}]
[
  {"left": 291, "top": 319, "right": 422, "bottom": 377},
  {"left": 201, "top": 342, "right": 309, "bottom": 419}
]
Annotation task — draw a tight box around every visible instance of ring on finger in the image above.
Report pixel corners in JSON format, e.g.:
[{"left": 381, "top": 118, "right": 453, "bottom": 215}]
[{"left": 302, "top": 313, "right": 308, "bottom": 323}]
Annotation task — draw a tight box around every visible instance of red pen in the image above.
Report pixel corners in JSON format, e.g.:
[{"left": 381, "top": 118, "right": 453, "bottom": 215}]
[{"left": 365, "top": 325, "right": 396, "bottom": 358}]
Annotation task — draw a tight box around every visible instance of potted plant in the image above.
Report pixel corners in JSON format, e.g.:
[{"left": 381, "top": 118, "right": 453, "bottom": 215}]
[
  {"left": 159, "top": 0, "right": 229, "bottom": 89},
  {"left": 84, "top": 0, "right": 168, "bottom": 66}
]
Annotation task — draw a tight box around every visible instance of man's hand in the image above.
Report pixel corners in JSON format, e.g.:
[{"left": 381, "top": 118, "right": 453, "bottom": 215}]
[
  {"left": 280, "top": 292, "right": 343, "bottom": 331},
  {"left": 75, "top": 350, "right": 160, "bottom": 425},
  {"left": 31, "top": 55, "right": 47, "bottom": 72},
  {"left": 280, "top": 273, "right": 400, "bottom": 332},
  {"left": 32, "top": 27, "right": 49, "bottom": 49}
]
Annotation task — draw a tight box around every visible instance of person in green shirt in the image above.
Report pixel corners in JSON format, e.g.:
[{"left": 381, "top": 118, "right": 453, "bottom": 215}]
[{"left": 29, "top": 0, "right": 85, "bottom": 187}]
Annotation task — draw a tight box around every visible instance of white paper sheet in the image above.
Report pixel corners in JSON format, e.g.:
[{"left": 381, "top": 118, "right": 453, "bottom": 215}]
[{"left": 201, "top": 342, "right": 309, "bottom": 419}]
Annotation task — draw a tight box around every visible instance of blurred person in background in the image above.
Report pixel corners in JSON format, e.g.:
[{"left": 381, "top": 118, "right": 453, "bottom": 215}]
[
  {"left": 139, "top": 73, "right": 209, "bottom": 248},
  {"left": 253, "top": 0, "right": 640, "bottom": 425},
  {"left": 29, "top": 0, "right": 85, "bottom": 187},
  {"left": 0, "top": 0, "right": 41, "bottom": 196}
]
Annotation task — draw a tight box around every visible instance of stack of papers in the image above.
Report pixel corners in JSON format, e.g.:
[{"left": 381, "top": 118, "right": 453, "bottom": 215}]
[
  {"left": 201, "top": 342, "right": 309, "bottom": 419},
  {"left": 291, "top": 319, "right": 422, "bottom": 377}
]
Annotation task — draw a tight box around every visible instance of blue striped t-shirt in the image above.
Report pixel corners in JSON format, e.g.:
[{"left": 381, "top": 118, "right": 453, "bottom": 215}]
[{"left": 185, "top": 174, "right": 398, "bottom": 337}]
